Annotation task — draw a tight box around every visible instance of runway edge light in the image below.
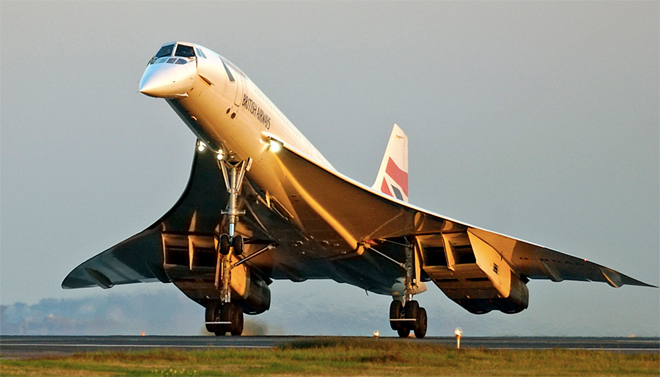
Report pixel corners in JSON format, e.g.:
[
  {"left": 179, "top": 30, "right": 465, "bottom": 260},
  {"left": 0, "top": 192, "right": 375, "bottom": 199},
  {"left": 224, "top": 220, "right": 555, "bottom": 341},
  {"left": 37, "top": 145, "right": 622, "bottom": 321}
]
[{"left": 454, "top": 328, "right": 462, "bottom": 349}]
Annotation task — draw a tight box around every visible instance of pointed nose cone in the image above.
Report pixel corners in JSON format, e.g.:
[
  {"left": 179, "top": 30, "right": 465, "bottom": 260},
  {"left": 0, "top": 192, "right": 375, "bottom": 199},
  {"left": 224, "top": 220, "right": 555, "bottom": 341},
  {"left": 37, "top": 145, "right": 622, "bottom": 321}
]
[
  {"left": 139, "top": 69, "right": 171, "bottom": 97},
  {"left": 139, "top": 60, "right": 196, "bottom": 98}
]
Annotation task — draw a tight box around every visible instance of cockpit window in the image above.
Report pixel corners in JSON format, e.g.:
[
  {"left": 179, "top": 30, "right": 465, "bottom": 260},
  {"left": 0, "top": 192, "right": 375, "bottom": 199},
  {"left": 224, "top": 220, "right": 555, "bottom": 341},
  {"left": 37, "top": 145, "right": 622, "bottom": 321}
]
[
  {"left": 175, "top": 45, "right": 196, "bottom": 58},
  {"left": 155, "top": 44, "right": 175, "bottom": 58}
]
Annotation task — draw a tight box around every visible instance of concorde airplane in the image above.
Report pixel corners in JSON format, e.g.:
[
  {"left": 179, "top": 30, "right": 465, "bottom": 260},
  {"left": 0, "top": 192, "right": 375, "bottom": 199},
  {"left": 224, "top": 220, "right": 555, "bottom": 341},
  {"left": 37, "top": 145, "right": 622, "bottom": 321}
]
[{"left": 63, "top": 42, "right": 654, "bottom": 337}]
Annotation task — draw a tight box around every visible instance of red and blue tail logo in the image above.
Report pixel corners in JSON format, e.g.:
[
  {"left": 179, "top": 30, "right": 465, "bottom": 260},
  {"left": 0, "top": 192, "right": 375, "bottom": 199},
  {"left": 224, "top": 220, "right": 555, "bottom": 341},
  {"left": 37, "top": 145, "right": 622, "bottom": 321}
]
[
  {"left": 373, "top": 124, "right": 409, "bottom": 202},
  {"left": 379, "top": 157, "right": 408, "bottom": 201}
]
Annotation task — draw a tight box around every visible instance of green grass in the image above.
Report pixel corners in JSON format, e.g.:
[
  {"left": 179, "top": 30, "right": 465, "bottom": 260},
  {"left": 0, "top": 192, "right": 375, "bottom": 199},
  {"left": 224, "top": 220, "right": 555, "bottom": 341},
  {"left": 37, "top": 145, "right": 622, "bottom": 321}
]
[{"left": 1, "top": 338, "right": 658, "bottom": 376}]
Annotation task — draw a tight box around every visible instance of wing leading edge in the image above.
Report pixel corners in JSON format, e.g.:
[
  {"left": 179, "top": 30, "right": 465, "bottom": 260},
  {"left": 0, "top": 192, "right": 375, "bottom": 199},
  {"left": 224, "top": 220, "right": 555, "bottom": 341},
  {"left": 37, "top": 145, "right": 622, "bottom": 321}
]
[
  {"left": 62, "top": 141, "right": 230, "bottom": 289},
  {"left": 268, "top": 139, "right": 654, "bottom": 295}
]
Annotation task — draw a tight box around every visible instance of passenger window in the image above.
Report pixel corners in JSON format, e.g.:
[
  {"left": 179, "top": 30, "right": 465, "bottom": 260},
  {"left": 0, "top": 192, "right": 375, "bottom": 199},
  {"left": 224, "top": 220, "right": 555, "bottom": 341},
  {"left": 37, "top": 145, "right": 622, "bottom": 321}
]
[{"left": 175, "top": 45, "right": 196, "bottom": 58}]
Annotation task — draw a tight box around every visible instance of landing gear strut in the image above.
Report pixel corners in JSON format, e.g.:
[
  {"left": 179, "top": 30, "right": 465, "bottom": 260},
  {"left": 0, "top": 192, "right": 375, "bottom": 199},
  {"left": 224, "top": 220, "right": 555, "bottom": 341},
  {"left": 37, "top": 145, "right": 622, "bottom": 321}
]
[
  {"left": 218, "top": 158, "right": 251, "bottom": 256},
  {"left": 208, "top": 157, "right": 253, "bottom": 336},
  {"left": 388, "top": 240, "right": 428, "bottom": 338},
  {"left": 360, "top": 239, "right": 429, "bottom": 338}
]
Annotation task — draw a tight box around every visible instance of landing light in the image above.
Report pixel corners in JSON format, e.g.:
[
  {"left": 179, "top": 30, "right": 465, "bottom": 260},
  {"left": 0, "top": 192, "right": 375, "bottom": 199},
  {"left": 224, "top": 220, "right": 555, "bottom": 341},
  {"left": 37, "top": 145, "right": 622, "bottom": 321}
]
[
  {"left": 217, "top": 149, "right": 225, "bottom": 161},
  {"left": 197, "top": 141, "right": 207, "bottom": 152},
  {"left": 269, "top": 139, "right": 282, "bottom": 153}
]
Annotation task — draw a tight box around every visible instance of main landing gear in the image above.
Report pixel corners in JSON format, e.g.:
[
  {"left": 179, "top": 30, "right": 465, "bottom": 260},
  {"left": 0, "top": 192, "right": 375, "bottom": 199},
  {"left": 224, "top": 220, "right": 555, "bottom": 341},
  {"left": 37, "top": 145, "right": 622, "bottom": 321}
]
[
  {"left": 389, "top": 299, "right": 427, "bottom": 338},
  {"left": 205, "top": 157, "right": 252, "bottom": 336},
  {"left": 362, "top": 239, "right": 428, "bottom": 338},
  {"left": 205, "top": 301, "right": 244, "bottom": 336},
  {"left": 394, "top": 240, "right": 428, "bottom": 338}
]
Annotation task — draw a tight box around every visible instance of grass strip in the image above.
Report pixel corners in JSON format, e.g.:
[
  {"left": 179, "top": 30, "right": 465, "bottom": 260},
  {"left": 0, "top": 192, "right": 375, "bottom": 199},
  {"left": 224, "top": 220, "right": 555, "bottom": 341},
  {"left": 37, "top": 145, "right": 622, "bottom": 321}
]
[{"left": 1, "top": 338, "right": 658, "bottom": 376}]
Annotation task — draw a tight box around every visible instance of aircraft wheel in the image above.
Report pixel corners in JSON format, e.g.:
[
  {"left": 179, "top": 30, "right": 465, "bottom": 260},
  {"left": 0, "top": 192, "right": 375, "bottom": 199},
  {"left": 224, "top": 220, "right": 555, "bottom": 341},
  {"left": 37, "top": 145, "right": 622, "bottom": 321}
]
[
  {"left": 205, "top": 302, "right": 217, "bottom": 333},
  {"left": 405, "top": 300, "right": 419, "bottom": 321},
  {"left": 389, "top": 300, "right": 403, "bottom": 330},
  {"left": 414, "top": 307, "right": 427, "bottom": 339},
  {"left": 231, "top": 305, "right": 244, "bottom": 336},
  {"left": 219, "top": 234, "right": 230, "bottom": 255},
  {"left": 221, "top": 303, "right": 243, "bottom": 336},
  {"left": 232, "top": 235, "right": 244, "bottom": 256},
  {"left": 397, "top": 326, "right": 410, "bottom": 338},
  {"left": 205, "top": 302, "right": 226, "bottom": 335}
]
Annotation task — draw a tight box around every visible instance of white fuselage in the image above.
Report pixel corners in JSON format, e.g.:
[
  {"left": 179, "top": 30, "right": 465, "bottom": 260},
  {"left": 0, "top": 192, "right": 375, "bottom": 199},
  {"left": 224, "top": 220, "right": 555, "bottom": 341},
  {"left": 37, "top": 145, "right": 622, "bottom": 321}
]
[{"left": 140, "top": 42, "right": 334, "bottom": 226}]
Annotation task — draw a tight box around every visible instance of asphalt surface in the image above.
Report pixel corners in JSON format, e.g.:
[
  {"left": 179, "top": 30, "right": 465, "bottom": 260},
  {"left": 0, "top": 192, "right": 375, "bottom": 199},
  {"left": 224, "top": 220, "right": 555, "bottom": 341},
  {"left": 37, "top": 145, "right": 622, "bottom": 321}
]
[{"left": 1, "top": 336, "right": 658, "bottom": 359}]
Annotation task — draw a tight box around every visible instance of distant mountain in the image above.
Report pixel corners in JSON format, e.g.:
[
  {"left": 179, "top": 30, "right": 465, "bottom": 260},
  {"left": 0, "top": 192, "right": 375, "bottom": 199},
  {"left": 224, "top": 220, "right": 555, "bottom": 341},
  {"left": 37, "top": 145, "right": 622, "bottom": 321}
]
[
  {"left": 2, "top": 280, "right": 656, "bottom": 336},
  {"left": 1, "top": 289, "right": 202, "bottom": 335},
  {"left": 0, "top": 282, "right": 393, "bottom": 336}
]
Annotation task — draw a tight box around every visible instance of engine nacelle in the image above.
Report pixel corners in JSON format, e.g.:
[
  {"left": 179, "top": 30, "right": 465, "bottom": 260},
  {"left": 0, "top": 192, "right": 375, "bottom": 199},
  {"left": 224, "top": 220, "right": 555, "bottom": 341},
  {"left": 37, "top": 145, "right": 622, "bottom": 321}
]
[
  {"left": 453, "top": 271, "right": 529, "bottom": 314},
  {"left": 226, "top": 256, "right": 271, "bottom": 315},
  {"left": 420, "top": 230, "right": 530, "bottom": 315},
  {"left": 237, "top": 270, "right": 271, "bottom": 315}
]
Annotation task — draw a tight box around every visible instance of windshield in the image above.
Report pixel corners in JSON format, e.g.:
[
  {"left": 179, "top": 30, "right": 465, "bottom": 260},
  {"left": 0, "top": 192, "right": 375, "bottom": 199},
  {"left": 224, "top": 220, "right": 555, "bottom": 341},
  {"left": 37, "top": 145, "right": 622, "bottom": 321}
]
[
  {"left": 175, "top": 45, "right": 196, "bottom": 58},
  {"left": 155, "top": 44, "right": 175, "bottom": 58}
]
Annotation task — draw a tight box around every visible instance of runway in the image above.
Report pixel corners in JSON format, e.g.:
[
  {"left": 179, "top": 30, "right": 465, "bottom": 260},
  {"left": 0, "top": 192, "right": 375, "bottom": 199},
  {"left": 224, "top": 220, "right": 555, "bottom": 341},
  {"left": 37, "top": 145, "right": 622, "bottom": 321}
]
[{"left": 1, "top": 336, "right": 658, "bottom": 359}]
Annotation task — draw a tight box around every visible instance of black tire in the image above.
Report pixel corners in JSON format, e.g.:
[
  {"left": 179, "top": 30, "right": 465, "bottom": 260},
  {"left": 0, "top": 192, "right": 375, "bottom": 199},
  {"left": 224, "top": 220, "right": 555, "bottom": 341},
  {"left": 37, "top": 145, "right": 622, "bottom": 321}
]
[
  {"left": 231, "top": 305, "right": 244, "bottom": 336},
  {"left": 220, "top": 303, "right": 234, "bottom": 323},
  {"left": 204, "top": 301, "right": 218, "bottom": 333},
  {"left": 405, "top": 300, "right": 419, "bottom": 321},
  {"left": 221, "top": 303, "right": 244, "bottom": 336},
  {"left": 389, "top": 300, "right": 403, "bottom": 330},
  {"left": 232, "top": 235, "right": 244, "bottom": 256},
  {"left": 205, "top": 301, "right": 226, "bottom": 335},
  {"left": 205, "top": 301, "right": 218, "bottom": 323},
  {"left": 414, "top": 307, "right": 427, "bottom": 339},
  {"left": 219, "top": 234, "right": 230, "bottom": 255},
  {"left": 397, "top": 326, "right": 410, "bottom": 338},
  {"left": 219, "top": 303, "right": 235, "bottom": 336}
]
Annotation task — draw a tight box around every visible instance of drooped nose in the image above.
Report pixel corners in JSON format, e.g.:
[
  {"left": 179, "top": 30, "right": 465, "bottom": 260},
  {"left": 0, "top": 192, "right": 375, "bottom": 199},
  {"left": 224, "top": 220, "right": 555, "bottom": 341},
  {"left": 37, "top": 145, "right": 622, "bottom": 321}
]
[{"left": 139, "top": 59, "right": 196, "bottom": 98}]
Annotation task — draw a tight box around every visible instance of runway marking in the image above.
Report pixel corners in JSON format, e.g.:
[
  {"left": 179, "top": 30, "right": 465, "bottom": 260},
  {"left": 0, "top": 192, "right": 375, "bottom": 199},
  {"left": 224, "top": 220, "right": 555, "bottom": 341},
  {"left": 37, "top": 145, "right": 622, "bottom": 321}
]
[
  {"left": 1, "top": 343, "right": 271, "bottom": 348},
  {"left": 493, "top": 347, "right": 658, "bottom": 353},
  {"left": 2, "top": 336, "right": 657, "bottom": 359}
]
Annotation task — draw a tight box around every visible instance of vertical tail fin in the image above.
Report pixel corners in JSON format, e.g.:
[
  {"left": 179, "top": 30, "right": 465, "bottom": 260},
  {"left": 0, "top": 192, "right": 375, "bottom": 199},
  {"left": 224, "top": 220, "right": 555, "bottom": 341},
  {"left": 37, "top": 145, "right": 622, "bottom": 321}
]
[{"left": 372, "top": 124, "right": 409, "bottom": 202}]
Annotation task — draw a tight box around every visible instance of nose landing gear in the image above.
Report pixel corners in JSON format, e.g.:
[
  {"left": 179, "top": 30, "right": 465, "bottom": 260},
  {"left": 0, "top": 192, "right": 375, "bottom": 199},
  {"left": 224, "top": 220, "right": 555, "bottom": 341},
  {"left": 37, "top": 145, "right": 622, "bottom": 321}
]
[{"left": 218, "top": 234, "right": 244, "bottom": 256}]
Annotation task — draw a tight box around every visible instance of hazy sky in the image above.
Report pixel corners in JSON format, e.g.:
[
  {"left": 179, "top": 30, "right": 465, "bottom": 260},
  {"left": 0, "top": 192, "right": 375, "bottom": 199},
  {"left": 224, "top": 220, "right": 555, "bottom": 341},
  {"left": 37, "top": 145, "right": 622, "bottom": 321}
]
[{"left": 1, "top": 1, "right": 658, "bottom": 336}]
